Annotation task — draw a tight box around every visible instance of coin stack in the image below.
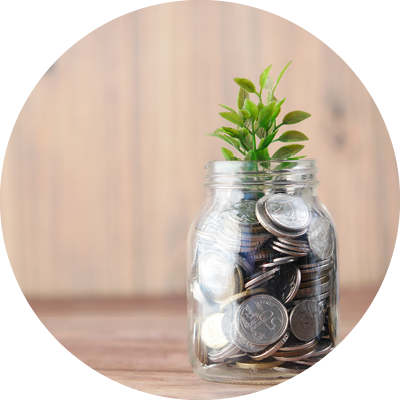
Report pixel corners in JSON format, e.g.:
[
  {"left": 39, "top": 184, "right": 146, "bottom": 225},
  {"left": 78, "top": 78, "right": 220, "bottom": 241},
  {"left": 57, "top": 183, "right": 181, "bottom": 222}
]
[{"left": 192, "top": 193, "right": 336, "bottom": 376}]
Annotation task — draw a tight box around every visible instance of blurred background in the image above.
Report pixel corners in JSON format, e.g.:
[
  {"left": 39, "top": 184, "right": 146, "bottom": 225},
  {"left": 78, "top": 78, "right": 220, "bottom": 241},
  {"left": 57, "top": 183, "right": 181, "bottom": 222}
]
[{"left": 1, "top": 0, "right": 398, "bottom": 299}]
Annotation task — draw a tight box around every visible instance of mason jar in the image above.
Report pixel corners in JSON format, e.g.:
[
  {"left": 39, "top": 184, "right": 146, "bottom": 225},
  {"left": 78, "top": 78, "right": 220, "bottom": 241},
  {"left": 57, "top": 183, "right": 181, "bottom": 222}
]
[{"left": 187, "top": 160, "right": 339, "bottom": 385}]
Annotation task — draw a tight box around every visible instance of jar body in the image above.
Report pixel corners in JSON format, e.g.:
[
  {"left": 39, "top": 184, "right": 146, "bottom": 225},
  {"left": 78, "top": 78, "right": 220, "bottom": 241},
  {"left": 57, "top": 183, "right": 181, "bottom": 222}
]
[{"left": 187, "top": 161, "right": 339, "bottom": 384}]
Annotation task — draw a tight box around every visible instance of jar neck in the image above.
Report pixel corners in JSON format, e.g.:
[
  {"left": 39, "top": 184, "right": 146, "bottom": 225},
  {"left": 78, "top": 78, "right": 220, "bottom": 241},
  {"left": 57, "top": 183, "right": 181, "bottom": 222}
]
[{"left": 204, "top": 160, "right": 319, "bottom": 197}]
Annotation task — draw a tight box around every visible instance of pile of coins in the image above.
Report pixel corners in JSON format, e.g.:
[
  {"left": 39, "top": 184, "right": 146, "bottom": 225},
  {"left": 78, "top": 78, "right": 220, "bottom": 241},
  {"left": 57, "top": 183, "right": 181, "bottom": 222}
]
[{"left": 191, "top": 193, "right": 336, "bottom": 376}]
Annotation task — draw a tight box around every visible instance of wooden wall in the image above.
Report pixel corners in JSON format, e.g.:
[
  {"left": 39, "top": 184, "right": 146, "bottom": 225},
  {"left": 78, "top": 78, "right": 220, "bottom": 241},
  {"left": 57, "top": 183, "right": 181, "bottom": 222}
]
[{"left": 1, "top": 0, "right": 398, "bottom": 298}]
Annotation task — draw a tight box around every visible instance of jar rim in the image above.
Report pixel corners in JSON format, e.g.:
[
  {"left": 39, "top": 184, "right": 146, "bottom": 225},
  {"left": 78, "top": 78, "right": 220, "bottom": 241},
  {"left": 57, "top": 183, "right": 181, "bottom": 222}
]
[{"left": 204, "top": 159, "right": 319, "bottom": 188}]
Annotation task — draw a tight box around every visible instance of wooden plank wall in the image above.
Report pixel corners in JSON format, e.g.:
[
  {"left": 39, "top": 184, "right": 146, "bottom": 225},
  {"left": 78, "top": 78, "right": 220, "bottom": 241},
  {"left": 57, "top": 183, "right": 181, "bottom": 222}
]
[{"left": 1, "top": 0, "right": 398, "bottom": 298}]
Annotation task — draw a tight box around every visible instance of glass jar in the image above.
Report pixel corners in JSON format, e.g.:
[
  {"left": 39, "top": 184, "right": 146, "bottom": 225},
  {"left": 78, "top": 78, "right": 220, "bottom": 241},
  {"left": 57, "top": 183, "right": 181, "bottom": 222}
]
[{"left": 187, "top": 160, "right": 339, "bottom": 385}]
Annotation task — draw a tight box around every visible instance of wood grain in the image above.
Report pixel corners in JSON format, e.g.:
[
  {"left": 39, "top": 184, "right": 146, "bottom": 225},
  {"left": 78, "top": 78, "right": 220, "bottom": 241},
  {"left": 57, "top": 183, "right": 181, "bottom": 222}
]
[
  {"left": 1, "top": 0, "right": 398, "bottom": 297},
  {"left": 28, "top": 286, "right": 380, "bottom": 399}
]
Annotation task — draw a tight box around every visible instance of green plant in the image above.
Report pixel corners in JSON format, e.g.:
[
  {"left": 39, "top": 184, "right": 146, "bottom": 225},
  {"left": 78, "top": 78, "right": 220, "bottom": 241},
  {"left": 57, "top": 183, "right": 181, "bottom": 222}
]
[{"left": 207, "top": 62, "right": 311, "bottom": 161}]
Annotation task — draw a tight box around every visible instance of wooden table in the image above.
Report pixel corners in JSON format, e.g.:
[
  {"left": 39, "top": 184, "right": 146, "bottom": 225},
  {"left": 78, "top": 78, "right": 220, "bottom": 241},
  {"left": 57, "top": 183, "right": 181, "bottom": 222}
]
[{"left": 29, "top": 286, "right": 379, "bottom": 399}]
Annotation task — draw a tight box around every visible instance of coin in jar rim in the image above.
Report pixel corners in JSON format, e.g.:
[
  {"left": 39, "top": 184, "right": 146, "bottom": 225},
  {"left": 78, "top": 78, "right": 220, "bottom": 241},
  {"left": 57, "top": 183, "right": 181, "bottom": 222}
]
[
  {"left": 265, "top": 194, "right": 311, "bottom": 231},
  {"left": 249, "top": 331, "right": 290, "bottom": 361},
  {"left": 256, "top": 196, "right": 308, "bottom": 238}
]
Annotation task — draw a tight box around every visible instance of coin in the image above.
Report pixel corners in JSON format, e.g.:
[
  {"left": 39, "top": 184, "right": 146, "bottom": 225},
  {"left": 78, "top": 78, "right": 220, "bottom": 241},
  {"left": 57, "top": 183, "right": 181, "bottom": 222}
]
[
  {"left": 271, "top": 244, "right": 308, "bottom": 257},
  {"left": 236, "top": 360, "right": 284, "bottom": 370},
  {"left": 273, "top": 363, "right": 309, "bottom": 373},
  {"left": 249, "top": 331, "right": 290, "bottom": 361},
  {"left": 273, "top": 348, "right": 316, "bottom": 362},
  {"left": 235, "top": 294, "right": 289, "bottom": 346},
  {"left": 208, "top": 343, "right": 241, "bottom": 362},
  {"left": 272, "top": 240, "right": 310, "bottom": 253},
  {"left": 201, "top": 313, "right": 229, "bottom": 349},
  {"left": 300, "top": 264, "right": 333, "bottom": 282},
  {"left": 265, "top": 194, "right": 311, "bottom": 231},
  {"left": 308, "top": 339, "right": 333, "bottom": 357},
  {"left": 260, "top": 258, "right": 297, "bottom": 271},
  {"left": 294, "top": 281, "right": 330, "bottom": 299},
  {"left": 290, "top": 300, "right": 325, "bottom": 341},
  {"left": 299, "top": 275, "right": 330, "bottom": 289},
  {"left": 287, "top": 291, "right": 330, "bottom": 308},
  {"left": 256, "top": 196, "right": 308, "bottom": 238},
  {"left": 308, "top": 215, "right": 334, "bottom": 261},
  {"left": 198, "top": 250, "right": 237, "bottom": 303},
  {"left": 279, "top": 336, "right": 317, "bottom": 352},
  {"left": 277, "top": 237, "right": 309, "bottom": 248},
  {"left": 244, "top": 268, "right": 279, "bottom": 290},
  {"left": 276, "top": 264, "right": 301, "bottom": 304}
]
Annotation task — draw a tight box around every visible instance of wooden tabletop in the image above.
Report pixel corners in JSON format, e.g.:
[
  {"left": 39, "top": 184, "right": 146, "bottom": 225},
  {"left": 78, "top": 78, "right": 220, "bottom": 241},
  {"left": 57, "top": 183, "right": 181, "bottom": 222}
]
[{"left": 28, "top": 286, "right": 380, "bottom": 399}]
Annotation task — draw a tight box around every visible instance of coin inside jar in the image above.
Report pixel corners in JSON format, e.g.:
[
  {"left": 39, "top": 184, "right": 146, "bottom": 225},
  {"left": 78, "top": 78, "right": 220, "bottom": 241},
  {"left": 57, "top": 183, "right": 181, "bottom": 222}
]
[
  {"left": 265, "top": 194, "right": 311, "bottom": 231},
  {"left": 290, "top": 300, "right": 325, "bottom": 341},
  {"left": 198, "top": 249, "right": 238, "bottom": 303},
  {"left": 235, "top": 294, "right": 288, "bottom": 346},
  {"left": 276, "top": 264, "right": 301, "bottom": 304},
  {"left": 201, "top": 313, "right": 229, "bottom": 349}
]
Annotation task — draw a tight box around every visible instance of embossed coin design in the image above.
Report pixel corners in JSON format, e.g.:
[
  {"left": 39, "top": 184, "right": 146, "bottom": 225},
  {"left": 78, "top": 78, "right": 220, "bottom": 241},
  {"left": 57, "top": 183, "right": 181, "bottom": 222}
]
[
  {"left": 265, "top": 194, "right": 311, "bottom": 231},
  {"left": 290, "top": 300, "right": 325, "bottom": 341},
  {"left": 235, "top": 294, "right": 288, "bottom": 346}
]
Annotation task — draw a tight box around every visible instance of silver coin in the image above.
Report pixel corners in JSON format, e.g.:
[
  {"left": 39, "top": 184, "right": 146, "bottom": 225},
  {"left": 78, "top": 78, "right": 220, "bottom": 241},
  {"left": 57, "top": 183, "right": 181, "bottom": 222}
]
[
  {"left": 307, "top": 339, "right": 333, "bottom": 358},
  {"left": 299, "top": 275, "right": 330, "bottom": 288},
  {"left": 276, "top": 264, "right": 301, "bottom": 304},
  {"left": 290, "top": 300, "right": 325, "bottom": 341},
  {"left": 300, "top": 264, "right": 333, "bottom": 281},
  {"left": 294, "top": 282, "right": 331, "bottom": 299},
  {"left": 272, "top": 240, "right": 310, "bottom": 253},
  {"left": 249, "top": 331, "right": 291, "bottom": 361},
  {"left": 297, "top": 257, "right": 332, "bottom": 269},
  {"left": 261, "top": 257, "right": 297, "bottom": 270},
  {"left": 245, "top": 247, "right": 281, "bottom": 263},
  {"left": 235, "top": 294, "right": 289, "bottom": 346},
  {"left": 308, "top": 215, "right": 334, "bottom": 261},
  {"left": 273, "top": 348, "right": 316, "bottom": 362},
  {"left": 271, "top": 244, "right": 308, "bottom": 257},
  {"left": 279, "top": 336, "right": 317, "bottom": 352},
  {"left": 198, "top": 250, "right": 237, "bottom": 303},
  {"left": 256, "top": 197, "right": 308, "bottom": 238},
  {"left": 287, "top": 291, "right": 331, "bottom": 308},
  {"left": 244, "top": 268, "right": 279, "bottom": 290},
  {"left": 277, "top": 237, "right": 309, "bottom": 248},
  {"left": 208, "top": 343, "right": 241, "bottom": 362},
  {"left": 265, "top": 194, "right": 311, "bottom": 231}
]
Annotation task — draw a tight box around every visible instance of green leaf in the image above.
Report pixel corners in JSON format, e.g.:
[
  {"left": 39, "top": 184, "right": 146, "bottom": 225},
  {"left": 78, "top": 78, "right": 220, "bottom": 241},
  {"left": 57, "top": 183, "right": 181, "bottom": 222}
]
[
  {"left": 288, "top": 155, "right": 307, "bottom": 160},
  {"left": 206, "top": 132, "right": 240, "bottom": 149},
  {"left": 238, "top": 109, "right": 251, "bottom": 120},
  {"left": 219, "top": 104, "right": 237, "bottom": 114},
  {"left": 272, "top": 144, "right": 305, "bottom": 159},
  {"left": 257, "top": 102, "right": 264, "bottom": 112},
  {"left": 256, "top": 125, "right": 266, "bottom": 139},
  {"left": 271, "top": 98, "right": 286, "bottom": 120},
  {"left": 258, "top": 100, "right": 276, "bottom": 128},
  {"left": 258, "top": 132, "right": 277, "bottom": 150},
  {"left": 256, "top": 148, "right": 270, "bottom": 161},
  {"left": 221, "top": 127, "right": 239, "bottom": 138},
  {"left": 277, "top": 130, "right": 309, "bottom": 142},
  {"left": 282, "top": 111, "right": 311, "bottom": 125},
  {"left": 272, "top": 61, "right": 292, "bottom": 96},
  {"left": 221, "top": 147, "right": 237, "bottom": 161},
  {"left": 244, "top": 150, "right": 257, "bottom": 161},
  {"left": 219, "top": 112, "right": 244, "bottom": 127},
  {"left": 237, "top": 128, "right": 252, "bottom": 151},
  {"left": 244, "top": 99, "right": 259, "bottom": 121},
  {"left": 237, "top": 88, "right": 249, "bottom": 109},
  {"left": 259, "top": 65, "right": 272, "bottom": 90},
  {"left": 233, "top": 77, "right": 256, "bottom": 93},
  {"left": 265, "top": 76, "right": 275, "bottom": 92}
]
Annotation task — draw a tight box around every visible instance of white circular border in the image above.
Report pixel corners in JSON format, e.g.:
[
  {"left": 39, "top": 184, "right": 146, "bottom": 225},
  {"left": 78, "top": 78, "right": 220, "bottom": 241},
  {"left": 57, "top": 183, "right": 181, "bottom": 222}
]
[{"left": 0, "top": 1, "right": 398, "bottom": 400}]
